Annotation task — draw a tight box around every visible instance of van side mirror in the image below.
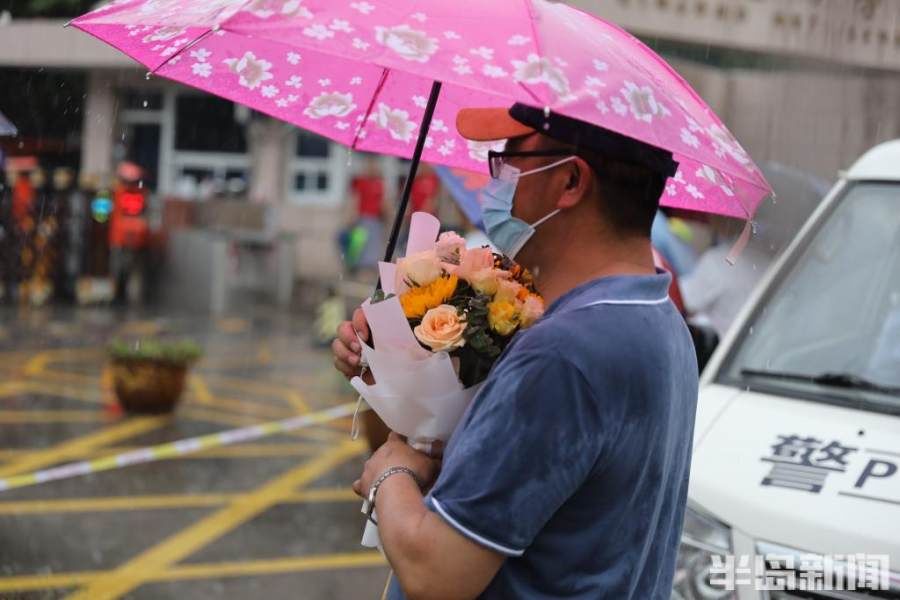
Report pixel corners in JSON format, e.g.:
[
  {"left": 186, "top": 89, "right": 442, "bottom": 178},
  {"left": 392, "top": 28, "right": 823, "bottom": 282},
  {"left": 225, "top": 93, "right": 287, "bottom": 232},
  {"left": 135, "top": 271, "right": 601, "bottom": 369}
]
[{"left": 687, "top": 322, "right": 720, "bottom": 374}]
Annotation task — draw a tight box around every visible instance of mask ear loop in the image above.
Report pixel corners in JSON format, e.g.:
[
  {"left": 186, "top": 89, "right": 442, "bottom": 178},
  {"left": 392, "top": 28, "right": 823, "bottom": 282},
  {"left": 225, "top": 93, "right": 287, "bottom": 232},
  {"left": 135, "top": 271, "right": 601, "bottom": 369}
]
[
  {"left": 519, "top": 156, "right": 576, "bottom": 229},
  {"left": 531, "top": 208, "right": 561, "bottom": 228},
  {"left": 518, "top": 155, "right": 577, "bottom": 178}
]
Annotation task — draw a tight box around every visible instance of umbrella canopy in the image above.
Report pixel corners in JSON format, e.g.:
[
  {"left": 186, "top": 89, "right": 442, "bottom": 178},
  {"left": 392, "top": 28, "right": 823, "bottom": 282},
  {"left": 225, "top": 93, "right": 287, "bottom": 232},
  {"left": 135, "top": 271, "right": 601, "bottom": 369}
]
[
  {"left": 0, "top": 109, "right": 17, "bottom": 137},
  {"left": 73, "top": 0, "right": 771, "bottom": 221}
]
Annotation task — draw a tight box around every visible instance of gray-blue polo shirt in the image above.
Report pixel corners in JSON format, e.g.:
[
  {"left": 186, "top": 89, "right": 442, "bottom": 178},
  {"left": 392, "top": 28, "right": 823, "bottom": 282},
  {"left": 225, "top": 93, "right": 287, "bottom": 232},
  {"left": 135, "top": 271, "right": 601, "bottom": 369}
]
[{"left": 388, "top": 271, "right": 698, "bottom": 600}]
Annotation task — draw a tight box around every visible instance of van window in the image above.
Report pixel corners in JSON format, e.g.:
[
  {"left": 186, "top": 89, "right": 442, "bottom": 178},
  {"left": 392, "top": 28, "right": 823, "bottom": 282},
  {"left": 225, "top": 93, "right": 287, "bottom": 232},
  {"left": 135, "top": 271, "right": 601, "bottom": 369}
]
[{"left": 720, "top": 182, "right": 900, "bottom": 410}]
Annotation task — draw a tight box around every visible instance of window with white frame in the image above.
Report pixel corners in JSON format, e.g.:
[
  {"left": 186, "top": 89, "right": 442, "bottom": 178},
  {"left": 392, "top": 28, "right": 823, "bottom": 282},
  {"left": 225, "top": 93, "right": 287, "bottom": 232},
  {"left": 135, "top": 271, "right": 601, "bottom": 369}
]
[
  {"left": 287, "top": 130, "right": 347, "bottom": 206},
  {"left": 171, "top": 93, "right": 250, "bottom": 198}
]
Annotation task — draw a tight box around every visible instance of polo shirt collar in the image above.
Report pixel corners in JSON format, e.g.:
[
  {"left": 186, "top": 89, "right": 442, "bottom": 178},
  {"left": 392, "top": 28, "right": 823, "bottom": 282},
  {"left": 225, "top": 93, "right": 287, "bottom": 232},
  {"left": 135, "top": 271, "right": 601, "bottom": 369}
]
[{"left": 544, "top": 270, "right": 673, "bottom": 317}]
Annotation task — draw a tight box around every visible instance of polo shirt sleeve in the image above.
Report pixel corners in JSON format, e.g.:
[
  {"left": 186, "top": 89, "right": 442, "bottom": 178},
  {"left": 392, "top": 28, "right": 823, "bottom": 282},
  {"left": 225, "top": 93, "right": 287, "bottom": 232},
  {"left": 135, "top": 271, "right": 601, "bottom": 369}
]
[{"left": 425, "top": 349, "right": 607, "bottom": 557}]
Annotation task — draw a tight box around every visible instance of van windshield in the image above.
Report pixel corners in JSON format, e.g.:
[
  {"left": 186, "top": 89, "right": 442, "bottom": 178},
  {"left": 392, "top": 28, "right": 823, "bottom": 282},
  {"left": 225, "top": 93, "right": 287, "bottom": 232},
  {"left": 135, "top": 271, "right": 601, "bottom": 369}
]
[{"left": 720, "top": 182, "right": 900, "bottom": 412}]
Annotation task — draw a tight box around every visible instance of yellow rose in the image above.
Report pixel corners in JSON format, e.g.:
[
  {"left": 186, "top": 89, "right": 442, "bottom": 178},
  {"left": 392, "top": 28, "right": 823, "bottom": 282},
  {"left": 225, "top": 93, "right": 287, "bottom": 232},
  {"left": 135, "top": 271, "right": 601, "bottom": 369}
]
[
  {"left": 494, "top": 279, "right": 525, "bottom": 303},
  {"left": 396, "top": 249, "right": 442, "bottom": 288},
  {"left": 520, "top": 294, "right": 545, "bottom": 328},
  {"left": 468, "top": 268, "right": 507, "bottom": 296},
  {"left": 488, "top": 299, "right": 520, "bottom": 336},
  {"left": 400, "top": 275, "right": 458, "bottom": 319},
  {"left": 414, "top": 304, "right": 467, "bottom": 352}
]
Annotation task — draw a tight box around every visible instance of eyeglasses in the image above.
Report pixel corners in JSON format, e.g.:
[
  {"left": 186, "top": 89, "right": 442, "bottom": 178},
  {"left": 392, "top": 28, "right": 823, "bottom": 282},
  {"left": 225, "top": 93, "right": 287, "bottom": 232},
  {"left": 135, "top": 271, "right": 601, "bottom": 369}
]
[{"left": 487, "top": 149, "right": 573, "bottom": 179}]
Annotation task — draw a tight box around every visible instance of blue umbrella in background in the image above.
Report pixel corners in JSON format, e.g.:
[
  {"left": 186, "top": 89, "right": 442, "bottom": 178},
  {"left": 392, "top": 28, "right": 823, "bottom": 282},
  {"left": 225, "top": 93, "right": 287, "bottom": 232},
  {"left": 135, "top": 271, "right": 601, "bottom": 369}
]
[
  {"left": 433, "top": 165, "right": 486, "bottom": 231},
  {"left": 0, "top": 110, "right": 17, "bottom": 137}
]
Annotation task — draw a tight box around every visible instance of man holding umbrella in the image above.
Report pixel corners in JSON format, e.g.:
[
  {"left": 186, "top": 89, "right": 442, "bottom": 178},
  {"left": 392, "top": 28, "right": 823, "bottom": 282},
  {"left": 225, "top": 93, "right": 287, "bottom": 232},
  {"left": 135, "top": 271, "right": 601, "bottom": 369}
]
[
  {"left": 334, "top": 103, "right": 698, "bottom": 599},
  {"left": 72, "top": 3, "right": 770, "bottom": 597}
]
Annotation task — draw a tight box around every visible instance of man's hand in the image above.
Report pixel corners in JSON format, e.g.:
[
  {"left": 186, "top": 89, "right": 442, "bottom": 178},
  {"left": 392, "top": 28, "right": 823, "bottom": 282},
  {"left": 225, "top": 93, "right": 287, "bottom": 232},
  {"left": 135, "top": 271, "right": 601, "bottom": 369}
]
[
  {"left": 352, "top": 432, "right": 504, "bottom": 600},
  {"left": 332, "top": 307, "right": 369, "bottom": 379},
  {"left": 352, "top": 433, "right": 439, "bottom": 498}
]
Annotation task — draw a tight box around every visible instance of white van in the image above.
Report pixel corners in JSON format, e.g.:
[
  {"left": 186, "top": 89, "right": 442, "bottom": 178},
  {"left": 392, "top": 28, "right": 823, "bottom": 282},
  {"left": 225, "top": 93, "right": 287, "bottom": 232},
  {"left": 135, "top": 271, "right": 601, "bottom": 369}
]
[{"left": 673, "top": 140, "right": 900, "bottom": 599}]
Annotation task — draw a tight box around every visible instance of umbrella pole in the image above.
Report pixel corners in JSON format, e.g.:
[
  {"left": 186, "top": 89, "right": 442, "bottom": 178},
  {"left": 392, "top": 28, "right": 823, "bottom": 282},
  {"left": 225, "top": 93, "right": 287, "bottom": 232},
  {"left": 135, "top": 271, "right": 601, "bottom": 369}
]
[{"left": 378, "top": 80, "right": 443, "bottom": 284}]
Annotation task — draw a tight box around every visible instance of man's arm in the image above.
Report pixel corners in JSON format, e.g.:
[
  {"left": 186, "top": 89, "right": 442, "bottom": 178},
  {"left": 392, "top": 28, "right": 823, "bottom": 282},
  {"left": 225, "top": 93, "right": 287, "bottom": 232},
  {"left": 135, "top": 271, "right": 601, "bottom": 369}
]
[
  {"left": 377, "top": 474, "right": 505, "bottom": 600},
  {"left": 354, "top": 434, "right": 504, "bottom": 600}
]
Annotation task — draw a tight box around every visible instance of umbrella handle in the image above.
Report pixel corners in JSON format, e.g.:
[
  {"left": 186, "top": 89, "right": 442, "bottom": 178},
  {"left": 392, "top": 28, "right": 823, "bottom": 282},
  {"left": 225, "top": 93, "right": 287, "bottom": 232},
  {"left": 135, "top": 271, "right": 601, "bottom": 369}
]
[{"left": 377, "top": 80, "right": 443, "bottom": 290}]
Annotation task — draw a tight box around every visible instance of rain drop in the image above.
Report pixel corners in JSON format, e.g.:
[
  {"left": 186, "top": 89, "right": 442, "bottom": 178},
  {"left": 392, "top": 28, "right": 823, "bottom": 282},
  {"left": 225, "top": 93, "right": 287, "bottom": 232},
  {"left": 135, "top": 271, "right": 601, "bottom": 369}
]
[
  {"left": 142, "top": 100, "right": 148, "bottom": 108},
  {"left": 749, "top": 326, "right": 755, "bottom": 335}
]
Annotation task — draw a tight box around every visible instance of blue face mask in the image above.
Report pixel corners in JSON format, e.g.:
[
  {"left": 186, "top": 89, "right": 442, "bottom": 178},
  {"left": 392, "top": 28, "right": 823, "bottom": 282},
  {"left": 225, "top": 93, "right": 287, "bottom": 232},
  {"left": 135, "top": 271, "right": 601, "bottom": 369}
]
[{"left": 481, "top": 157, "right": 576, "bottom": 259}]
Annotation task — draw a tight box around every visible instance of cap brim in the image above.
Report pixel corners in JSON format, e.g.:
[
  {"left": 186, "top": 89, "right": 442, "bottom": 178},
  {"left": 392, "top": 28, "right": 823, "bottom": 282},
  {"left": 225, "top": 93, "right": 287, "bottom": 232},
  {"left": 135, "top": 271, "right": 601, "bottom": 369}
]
[{"left": 456, "top": 107, "right": 535, "bottom": 141}]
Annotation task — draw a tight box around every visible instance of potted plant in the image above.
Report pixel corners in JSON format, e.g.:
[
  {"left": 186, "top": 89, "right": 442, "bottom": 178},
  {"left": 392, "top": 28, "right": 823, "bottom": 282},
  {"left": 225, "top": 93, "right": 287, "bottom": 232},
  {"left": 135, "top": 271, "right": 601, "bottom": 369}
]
[{"left": 108, "top": 339, "right": 203, "bottom": 414}]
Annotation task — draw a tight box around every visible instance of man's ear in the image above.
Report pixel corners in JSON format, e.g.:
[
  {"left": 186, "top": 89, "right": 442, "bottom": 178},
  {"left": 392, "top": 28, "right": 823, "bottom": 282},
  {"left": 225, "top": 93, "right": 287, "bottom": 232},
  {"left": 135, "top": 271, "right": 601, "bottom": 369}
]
[{"left": 557, "top": 157, "right": 592, "bottom": 209}]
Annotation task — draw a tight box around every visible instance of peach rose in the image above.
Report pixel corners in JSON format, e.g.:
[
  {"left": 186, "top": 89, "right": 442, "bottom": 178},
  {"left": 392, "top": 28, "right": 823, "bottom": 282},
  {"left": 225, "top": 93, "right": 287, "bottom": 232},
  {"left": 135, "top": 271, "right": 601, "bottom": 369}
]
[
  {"left": 414, "top": 304, "right": 467, "bottom": 352},
  {"left": 520, "top": 294, "right": 545, "bottom": 328},
  {"left": 435, "top": 231, "right": 466, "bottom": 264},
  {"left": 455, "top": 246, "right": 494, "bottom": 281},
  {"left": 396, "top": 249, "right": 442, "bottom": 288}
]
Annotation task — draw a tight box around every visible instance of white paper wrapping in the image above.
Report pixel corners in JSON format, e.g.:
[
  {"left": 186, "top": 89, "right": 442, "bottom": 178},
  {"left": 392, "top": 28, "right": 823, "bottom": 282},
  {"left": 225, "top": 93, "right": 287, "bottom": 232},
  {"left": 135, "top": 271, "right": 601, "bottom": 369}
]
[{"left": 350, "top": 215, "right": 482, "bottom": 549}]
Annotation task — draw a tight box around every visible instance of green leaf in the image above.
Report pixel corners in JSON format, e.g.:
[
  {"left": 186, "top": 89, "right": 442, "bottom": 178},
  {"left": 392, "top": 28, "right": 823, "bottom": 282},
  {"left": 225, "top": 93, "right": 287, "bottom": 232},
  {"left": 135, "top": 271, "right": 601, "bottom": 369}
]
[{"left": 108, "top": 339, "right": 203, "bottom": 365}]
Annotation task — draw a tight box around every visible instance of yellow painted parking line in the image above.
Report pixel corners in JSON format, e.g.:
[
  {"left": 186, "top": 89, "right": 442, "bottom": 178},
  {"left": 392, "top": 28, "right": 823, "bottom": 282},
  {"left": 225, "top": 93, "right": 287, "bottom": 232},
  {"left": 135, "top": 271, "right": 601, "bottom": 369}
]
[
  {"left": 64, "top": 440, "right": 365, "bottom": 600},
  {"left": 0, "top": 487, "right": 359, "bottom": 515},
  {"left": 0, "top": 551, "right": 385, "bottom": 593},
  {"left": 207, "top": 375, "right": 298, "bottom": 398},
  {"left": 0, "top": 381, "right": 29, "bottom": 396},
  {"left": 164, "top": 551, "right": 386, "bottom": 581},
  {"left": 26, "top": 369, "right": 97, "bottom": 386},
  {"left": 0, "top": 404, "right": 358, "bottom": 493},
  {"left": 285, "top": 390, "right": 311, "bottom": 413},
  {"left": 0, "top": 442, "right": 324, "bottom": 462},
  {"left": 22, "top": 348, "right": 104, "bottom": 376},
  {"left": 189, "top": 376, "right": 296, "bottom": 419},
  {"left": 189, "top": 375, "right": 214, "bottom": 404},
  {"left": 23, "top": 351, "right": 51, "bottom": 377},
  {"left": 0, "top": 570, "right": 97, "bottom": 593},
  {"left": 179, "top": 407, "right": 278, "bottom": 429},
  {"left": 179, "top": 406, "right": 348, "bottom": 444},
  {"left": 16, "top": 381, "right": 103, "bottom": 405},
  {"left": 286, "top": 487, "right": 359, "bottom": 503},
  {"left": 0, "top": 410, "right": 107, "bottom": 424},
  {"left": 206, "top": 375, "right": 311, "bottom": 414},
  {"left": 197, "top": 394, "right": 295, "bottom": 419},
  {"left": 0, "top": 417, "right": 167, "bottom": 479},
  {"left": 0, "top": 493, "right": 235, "bottom": 514},
  {"left": 290, "top": 425, "right": 350, "bottom": 443}
]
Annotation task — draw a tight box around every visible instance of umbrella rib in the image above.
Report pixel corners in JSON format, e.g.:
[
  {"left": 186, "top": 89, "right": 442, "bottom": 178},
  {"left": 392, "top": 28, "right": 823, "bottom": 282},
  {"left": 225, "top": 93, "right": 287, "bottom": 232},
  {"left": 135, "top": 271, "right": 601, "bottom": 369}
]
[
  {"left": 148, "top": 27, "right": 216, "bottom": 77},
  {"left": 351, "top": 67, "right": 390, "bottom": 150},
  {"left": 146, "top": 0, "right": 253, "bottom": 77}
]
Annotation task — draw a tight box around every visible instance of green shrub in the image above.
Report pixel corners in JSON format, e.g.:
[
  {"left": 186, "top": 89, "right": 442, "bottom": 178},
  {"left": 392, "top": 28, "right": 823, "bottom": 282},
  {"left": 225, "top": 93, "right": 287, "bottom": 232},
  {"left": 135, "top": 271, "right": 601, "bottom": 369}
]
[{"left": 108, "top": 339, "right": 203, "bottom": 365}]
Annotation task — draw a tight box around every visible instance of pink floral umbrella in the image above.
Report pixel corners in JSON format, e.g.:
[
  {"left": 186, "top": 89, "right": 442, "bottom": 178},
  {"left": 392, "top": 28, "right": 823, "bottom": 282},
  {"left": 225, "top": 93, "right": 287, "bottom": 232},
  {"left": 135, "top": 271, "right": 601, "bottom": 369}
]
[{"left": 72, "top": 0, "right": 772, "bottom": 250}]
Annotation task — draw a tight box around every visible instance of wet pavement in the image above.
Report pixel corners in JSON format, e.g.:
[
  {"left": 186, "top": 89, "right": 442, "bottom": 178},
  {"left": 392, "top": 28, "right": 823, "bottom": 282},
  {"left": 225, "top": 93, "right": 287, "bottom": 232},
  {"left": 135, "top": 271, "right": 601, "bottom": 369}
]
[{"left": 0, "top": 305, "right": 390, "bottom": 599}]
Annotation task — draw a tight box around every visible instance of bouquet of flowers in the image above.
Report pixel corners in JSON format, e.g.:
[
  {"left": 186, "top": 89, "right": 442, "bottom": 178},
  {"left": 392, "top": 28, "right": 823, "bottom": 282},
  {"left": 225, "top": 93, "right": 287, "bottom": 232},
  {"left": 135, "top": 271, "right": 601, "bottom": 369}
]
[{"left": 350, "top": 212, "right": 544, "bottom": 547}]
